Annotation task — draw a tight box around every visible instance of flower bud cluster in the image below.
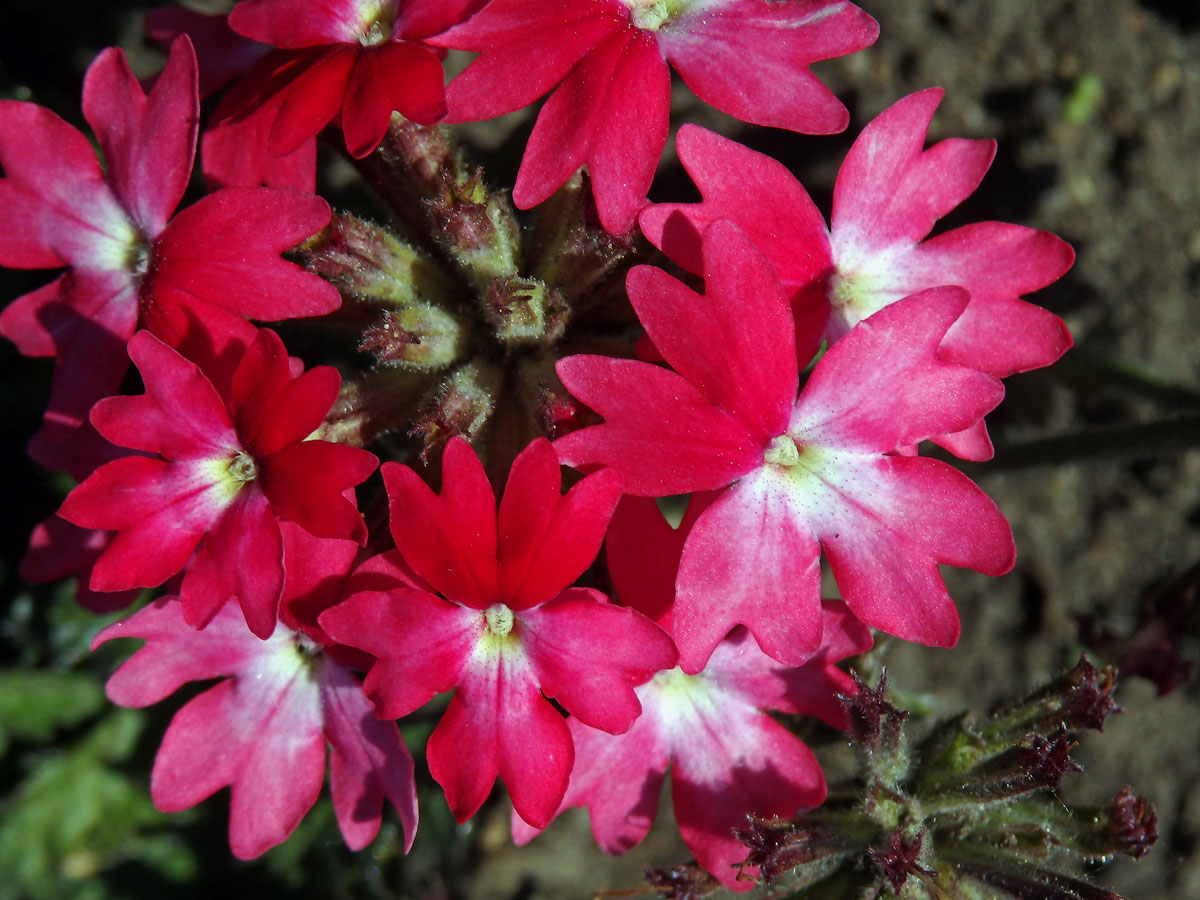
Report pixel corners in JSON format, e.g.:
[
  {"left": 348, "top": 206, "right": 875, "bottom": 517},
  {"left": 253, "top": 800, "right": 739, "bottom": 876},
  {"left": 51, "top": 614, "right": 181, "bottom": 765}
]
[{"left": 707, "top": 658, "right": 1156, "bottom": 900}]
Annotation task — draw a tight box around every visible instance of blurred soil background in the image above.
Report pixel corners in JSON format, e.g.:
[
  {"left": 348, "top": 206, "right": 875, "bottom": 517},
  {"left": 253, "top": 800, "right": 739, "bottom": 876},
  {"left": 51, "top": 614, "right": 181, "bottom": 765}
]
[{"left": 2, "top": 1, "right": 1200, "bottom": 898}]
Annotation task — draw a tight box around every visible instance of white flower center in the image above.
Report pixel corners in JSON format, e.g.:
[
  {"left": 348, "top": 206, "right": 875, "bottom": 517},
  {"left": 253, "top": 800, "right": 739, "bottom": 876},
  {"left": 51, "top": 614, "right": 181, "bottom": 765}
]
[
  {"left": 764, "top": 434, "right": 802, "bottom": 468},
  {"left": 227, "top": 450, "right": 259, "bottom": 484},
  {"left": 484, "top": 603, "right": 514, "bottom": 637},
  {"left": 622, "top": 0, "right": 689, "bottom": 31},
  {"left": 358, "top": 0, "right": 396, "bottom": 46}
]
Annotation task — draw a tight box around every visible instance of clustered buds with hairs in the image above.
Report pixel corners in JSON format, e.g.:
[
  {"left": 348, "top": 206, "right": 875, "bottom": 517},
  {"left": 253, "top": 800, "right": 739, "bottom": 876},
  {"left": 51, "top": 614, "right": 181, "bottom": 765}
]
[{"left": 639, "top": 657, "right": 1154, "bottom": 900}]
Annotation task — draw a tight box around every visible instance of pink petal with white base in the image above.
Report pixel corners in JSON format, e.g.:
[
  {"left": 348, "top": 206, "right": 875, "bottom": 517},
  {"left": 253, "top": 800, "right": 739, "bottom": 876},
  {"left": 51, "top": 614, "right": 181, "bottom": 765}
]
[
  {"left": 429, "top": 649, "right": 574, "bottom": 828},
  {"left": 831, "top": 88, "right": 993, "bottom": 254},
  {"left": 789, "top": 288, "right": 1003, "bottom": 452},
  {"left": 62, "top": 456, "right": 233, "bottom": 590},
  {"left": 671, "top": 706, "right": 824, "bottom": 888},
  {"left": 150, "top": 657, "right": 327, "bottom": 860},
  {"left": 675, "top": 468, "right": 824, "bottom": 672},
  {"left": 81, "top": 38, "right": 198, "bottom": 237},
  {"left": 768, "top": 450, "right": 1013, "bottom": 646},
  {"left": 0, "top": 108, "right": 135, "bottom": 270},
  {"left": 229, "top": 0, "right": 388, "bottom": 47},
  {"left": 94, "top": 598, "right": 264, "bottom": 707}
]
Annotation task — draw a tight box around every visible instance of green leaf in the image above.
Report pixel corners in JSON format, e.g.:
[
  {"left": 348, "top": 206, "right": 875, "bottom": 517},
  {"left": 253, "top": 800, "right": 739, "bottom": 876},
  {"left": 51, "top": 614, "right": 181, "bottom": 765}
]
[{"left": 0, "top": 669, "right": 104, "bottom": 744}]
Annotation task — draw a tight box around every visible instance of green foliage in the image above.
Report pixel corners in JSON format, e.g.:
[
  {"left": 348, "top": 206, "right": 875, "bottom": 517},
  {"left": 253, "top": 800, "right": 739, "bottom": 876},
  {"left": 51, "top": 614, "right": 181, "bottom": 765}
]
[{"left": 0, "top": 709, "right": 196, "bottom": 900}]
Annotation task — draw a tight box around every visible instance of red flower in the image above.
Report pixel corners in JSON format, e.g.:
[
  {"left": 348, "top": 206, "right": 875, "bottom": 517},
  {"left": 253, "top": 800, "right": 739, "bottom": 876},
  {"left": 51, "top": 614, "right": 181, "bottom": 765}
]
[
  {"left": 224, "top": 0, "right": 469, "bottom": 158},
  {"left": 555, "top": 221, "right": 1014, "bottom": 671},
  {"left": 640, "top": 90, "right": 1075, "bottom": 457},
  {"left": 59, "top": 329, "right": 378, "bottom": 638},
  {"left": 514, "top": 497, "right": 873, "bottom": 889},
  {"left": 319, "top": 437, "right": 678, "bottom": 827},
  {"left": 433, "top": 0, "right": 878, "bottom": 232},
  {"left": 0, "top": 37, "right": 339, "bottom": 477}
]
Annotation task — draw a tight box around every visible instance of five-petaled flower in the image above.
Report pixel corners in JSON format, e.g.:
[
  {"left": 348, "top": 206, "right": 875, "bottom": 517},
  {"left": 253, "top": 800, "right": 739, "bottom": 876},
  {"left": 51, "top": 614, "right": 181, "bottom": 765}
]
[
  {"left": 319, "top": 437, "right": 678, "bottom": 828},
  {"left": 59, "top": 328, "right": 379, "bottom": 638},
  {"left": 556, "top": 220, "right": 1015, "bottom": 671},
  {"left": 432, "top": 0, "right": 879, "bottom": 232}
]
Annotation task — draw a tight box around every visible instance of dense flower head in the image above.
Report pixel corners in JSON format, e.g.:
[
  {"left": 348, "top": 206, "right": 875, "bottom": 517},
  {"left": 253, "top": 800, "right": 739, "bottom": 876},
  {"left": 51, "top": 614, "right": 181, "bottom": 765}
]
[{"left": 0, "top": 3, "right": 1103, "bottom": 889}]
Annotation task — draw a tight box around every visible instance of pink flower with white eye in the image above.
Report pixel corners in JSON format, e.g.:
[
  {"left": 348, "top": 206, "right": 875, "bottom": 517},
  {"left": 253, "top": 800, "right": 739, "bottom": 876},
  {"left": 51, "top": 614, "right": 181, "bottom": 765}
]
[
  {"left": 555, "top": 220, "right": 1015, "bottom": 672},
  {"left": 318, "top": 437, "right": 678, "bottom": 828},
  {"left": 93, "top": 590, "right": 418, "bottom": 859},
  {"left": 513, "top": 497, "right": 873, "bottom": 889},
  {"left": 640, "top": 90, "right": 1075, "bottom": 458},
  {"left": 431, "top": 0, "right": 878, "bottom": 233},
  {"left": 223, "top": 0, "right": 477, "bottom": 159},
  {"left": 0, "top": 36, "right": 340, "bottom": 477},
  {"left": 58, "top": 328, "right": 378, "bottom": 638}
]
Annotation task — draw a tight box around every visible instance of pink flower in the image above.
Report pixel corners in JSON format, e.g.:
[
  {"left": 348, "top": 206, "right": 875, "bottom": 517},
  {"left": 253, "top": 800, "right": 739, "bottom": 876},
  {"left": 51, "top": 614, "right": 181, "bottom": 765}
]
[
  {"left": 93, "top": 592, "right": 418, "bottom": 858},
  {"left": 318, "top": 437, "right": 678, "bottom": 828},
  {"left": 555, "top": 221, "right": 1014, "bottom": 671},
  {"left": 59, "top": 328, "right": 378, "bottom": 638},
  {"left": 0, "top": 37, "right": 339, "bottom": 476},
  {"left": 432, "top": 0, "right": 878, "bottom": 233},
  {"left": 640, "top": 90, "right": 1075, "bottom": 456},
  {"left": 224, "top": 0, "right": 468, "bottom": 158},
  {"left": 514, "top": 497, "right": 873, "bottom": 889}
]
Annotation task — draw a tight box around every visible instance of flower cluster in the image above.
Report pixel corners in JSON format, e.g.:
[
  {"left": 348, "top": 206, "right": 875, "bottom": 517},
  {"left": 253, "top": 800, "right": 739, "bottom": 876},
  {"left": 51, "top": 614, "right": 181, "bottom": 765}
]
[{"left": 4, "top": 0, "right": 1082, "bottom": 890}]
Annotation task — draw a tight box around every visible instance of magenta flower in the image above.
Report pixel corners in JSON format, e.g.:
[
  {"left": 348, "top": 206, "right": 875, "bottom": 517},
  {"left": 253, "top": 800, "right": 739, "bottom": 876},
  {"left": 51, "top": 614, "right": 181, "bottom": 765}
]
[
  {"left": 432, "top": 0, "right": 879, "bottom": 233},
  {"left": 514, "top": 497, "right": 873, "bottom": 888},
  {"left": 59, "top": 328, "right": 379, "bottom": 638},
  {"left": 0, "top": 36, "right": 339, "bottom": 477},
  {"left": 224, "top": 0, "right": 472, "bottom": 158},
  {"left": 93, "top": 592, "right": 418, "bottom": 859},
  {"left": 640, "top": 90, "right": 1074, "bottom": 457},
  {"left": 318, "top": 437, "right": 678, "bottom": 828},
  {"left": 555, "top": 221, "right": 1014, "bottom": 671}
]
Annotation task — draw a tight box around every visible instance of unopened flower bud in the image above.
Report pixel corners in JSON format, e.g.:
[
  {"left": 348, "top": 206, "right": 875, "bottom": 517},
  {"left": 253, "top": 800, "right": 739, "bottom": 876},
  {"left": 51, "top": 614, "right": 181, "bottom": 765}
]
[
  {"left": 845, "top": 671, "right": 910, "bottom": 791},
  {"left": 410, "top": 360, "right": 502, "bottom": 462},
  {"left": 359, "top": 305, "right": 464, "bottom": 372},
  {"left": 299, "top": 212, "right": 453, "bottom": 308},
  {"left": 483, "top": 276, "right": 567, "bottom": 346}
]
